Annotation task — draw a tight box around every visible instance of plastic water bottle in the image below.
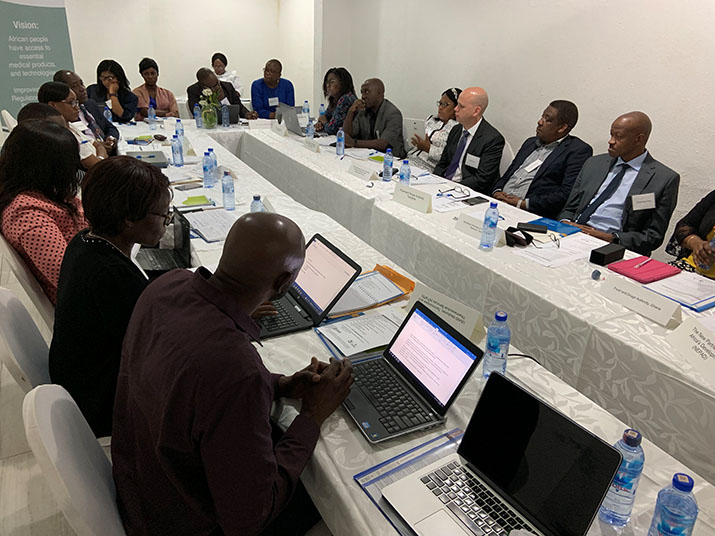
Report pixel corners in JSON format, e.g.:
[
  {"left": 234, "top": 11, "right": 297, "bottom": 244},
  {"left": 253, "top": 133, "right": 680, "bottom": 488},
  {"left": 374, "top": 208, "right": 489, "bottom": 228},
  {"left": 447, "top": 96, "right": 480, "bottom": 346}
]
[
  {"left": 147, "top": 105, "right": 156, "bottom": 130},
  {"left": 648, "top": 473, "right": 699, "bottom": 536},
  {"left": 302, "top": 100, "right": 310, "bottom": 117},
  {"left": 482, "top": 312, "right": 510, "bottom": 379},
  {"left": 382, "top": 148, "right": 393, "bottom": 182},
  {"left": 208, "top": 148, "right": 218, "bottom": 183},
  {"left": 306, "top": 119, "right": 315, "bottom": 139},
  {"left": 171, "top": 135, "right": 183, "bottom": 167},
  {"left": 319, "top": 103, "right": 326, "bottom": 118},
  {"left": 250, "top": 195, "right": 266, "bottom": 213},
  {"left": 103, "top": 105, "right": 112, "bottom": 123},
  {"left": 202, "top": 152, "right": 215, "bottom": 188},
  {"left": 336, "top": 128, "right": 345, "bottom": 156},
  {"left": 175, "top": 119, "right": 184, "bottom": 141},
  {"left": 599, "top": 429, "right": 645, "bottom": 527},
  {"left": 222, "top": 104, "right": 230, "bottom": 128},
  {"left": 480, "top": 202, "right": 499, "bottom": 250},
  {"left": 222, "top": 171, "right": 235, "bottom": 211},
  {"left": 399, "top": 160, "right": 411, "bottom": 185},
  {"left": 193, "top": 103, "right": 202, "bottom": 128}
]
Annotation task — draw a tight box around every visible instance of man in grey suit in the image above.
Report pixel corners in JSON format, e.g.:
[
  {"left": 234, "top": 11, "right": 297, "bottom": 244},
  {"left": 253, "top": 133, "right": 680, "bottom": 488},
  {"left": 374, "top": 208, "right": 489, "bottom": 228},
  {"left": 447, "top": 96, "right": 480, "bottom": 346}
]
[
  {"left": 433, "top": 87, "right": 505, "bottom": 194},
  {"left": 343, "top": 78, "right": 405, "bottom": 157},
  {"left": 559, "top": 112, "right": 679, "bottom": 255}
]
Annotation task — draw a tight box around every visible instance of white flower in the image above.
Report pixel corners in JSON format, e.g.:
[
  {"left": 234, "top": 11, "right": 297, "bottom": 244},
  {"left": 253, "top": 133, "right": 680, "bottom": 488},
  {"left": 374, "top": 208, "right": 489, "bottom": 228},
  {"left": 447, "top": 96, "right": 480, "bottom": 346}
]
[{"left": 201, "top": 88, "right": 213, "bottom": 97}]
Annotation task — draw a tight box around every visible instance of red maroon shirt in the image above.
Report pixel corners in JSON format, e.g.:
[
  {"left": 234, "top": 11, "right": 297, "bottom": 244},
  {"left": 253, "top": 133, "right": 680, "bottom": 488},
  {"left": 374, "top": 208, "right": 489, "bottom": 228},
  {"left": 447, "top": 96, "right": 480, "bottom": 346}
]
[{"left": 112, "top": 268, "right": 320, "bottom": 535}]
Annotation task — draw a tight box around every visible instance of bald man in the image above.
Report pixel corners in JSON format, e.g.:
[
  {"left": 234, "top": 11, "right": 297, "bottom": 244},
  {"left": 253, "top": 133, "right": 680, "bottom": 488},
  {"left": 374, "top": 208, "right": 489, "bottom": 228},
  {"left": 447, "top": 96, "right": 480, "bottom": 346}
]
[
  {"left": 434, "top": 87, "right": 505, "bottom": 194},
  {"left": 342, "top": 78, "right": 406, "bottom": 157},
  {"left": 559, "top": 112, "right": 679, "bottom": 255},
  {"left": 112, "top": 213, "right": 354, "bottom": 535},
  {"left": 187, "top": 67, "right": 256, "bottom": 121},
  {"left": 251, "top": 59, "right": 295, "bottom": 119}
]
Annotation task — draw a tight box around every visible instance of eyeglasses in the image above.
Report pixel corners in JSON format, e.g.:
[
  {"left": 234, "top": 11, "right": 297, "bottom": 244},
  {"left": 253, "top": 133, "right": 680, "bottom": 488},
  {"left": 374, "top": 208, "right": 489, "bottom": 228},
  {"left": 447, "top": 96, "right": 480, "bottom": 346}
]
[
  {"left": 151, "top": 211, "right": 174, "bottom": 226},
  {"left": 100, "top": 74, "right": 117, "bottom": 82},
  {"left": 436, "top": 186, "right": 470, "bottom": 199},
  {"left": 530, "top": 234, "right": 560, "bottom": 249},
  {"left": 436, "top": 101, "right": 451, "bottom": 108},
  {"left": 61, "top": 99, "right": 79, "bottom": 108}
]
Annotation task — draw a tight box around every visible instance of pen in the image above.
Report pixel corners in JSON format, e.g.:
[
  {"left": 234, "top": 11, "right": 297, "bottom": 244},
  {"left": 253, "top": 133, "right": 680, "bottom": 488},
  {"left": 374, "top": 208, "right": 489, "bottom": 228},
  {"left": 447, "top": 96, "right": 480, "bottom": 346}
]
[
  {"left": 417, "top": 172, "right": 430, "bottom": 177},
  {"left": 634, "top": 257, "right": 652, "bottom": 269}
]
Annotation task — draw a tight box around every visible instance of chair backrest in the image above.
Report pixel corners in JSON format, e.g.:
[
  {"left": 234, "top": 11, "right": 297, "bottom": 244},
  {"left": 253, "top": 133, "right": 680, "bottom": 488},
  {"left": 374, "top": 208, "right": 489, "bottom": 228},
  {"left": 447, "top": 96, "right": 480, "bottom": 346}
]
[
  {"left": 0, "top": 233, "right": 54, "bottom": 333},
  {"left": 0, "top": 288, "right": 50, "bottom": 393},
  {"left": 0, "top": 127, "right": 8, "bottom": 149},
  {"left": 1, "top": 109, "right": 17, "bottom": 131},
  {"left": 23, "top": 385, "right": 126, "bottom": 536},
  {"left": 499, "top": 140, "right": 515, "bottom": 177}
]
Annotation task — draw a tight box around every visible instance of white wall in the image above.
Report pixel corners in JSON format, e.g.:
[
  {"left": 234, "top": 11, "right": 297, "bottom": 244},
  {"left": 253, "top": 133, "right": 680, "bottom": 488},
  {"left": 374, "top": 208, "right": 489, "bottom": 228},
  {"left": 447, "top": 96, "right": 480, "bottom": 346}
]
[{"left": 321, "top": 0, "right": 715, "bottom": 258}]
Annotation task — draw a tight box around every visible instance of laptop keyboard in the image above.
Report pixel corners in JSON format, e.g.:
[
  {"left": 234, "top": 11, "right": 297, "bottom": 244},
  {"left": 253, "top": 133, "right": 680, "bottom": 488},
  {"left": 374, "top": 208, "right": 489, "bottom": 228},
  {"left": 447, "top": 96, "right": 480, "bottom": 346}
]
[
  {"left": 261, "top": 300, "right": 300, "bottom": 332},
  {"left": 353, "top": 359, "right": 432, "bottom": 434},
  {"left": 421, "top": 461, "right": 535, "bottom": 536},
  {"left": 138, "top": 249, "right": 182, "bottom": 271}
]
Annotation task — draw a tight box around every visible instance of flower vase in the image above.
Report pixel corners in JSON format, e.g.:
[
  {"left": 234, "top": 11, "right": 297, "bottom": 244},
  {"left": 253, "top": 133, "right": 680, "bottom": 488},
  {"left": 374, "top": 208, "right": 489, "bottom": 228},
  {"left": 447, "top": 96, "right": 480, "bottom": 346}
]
[{"left": 201, "top": 105, "right": 218, "bottom": 129}]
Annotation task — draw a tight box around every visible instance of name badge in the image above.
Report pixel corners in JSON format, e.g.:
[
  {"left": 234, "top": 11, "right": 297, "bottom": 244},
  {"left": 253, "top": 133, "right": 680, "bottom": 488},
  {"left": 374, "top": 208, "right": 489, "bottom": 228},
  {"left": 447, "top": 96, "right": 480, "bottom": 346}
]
[
  {"left": 465, "top": 154, "right": 480, "bottom": 168},
  {"left": 632, "top": 192, "right": 656, "bottom": 211},
  {"left": 268, "top": 97, "right": 280, "bottom": 107},
  {"left": 524, "top": 159, "right": 543, "bottom": 173}
]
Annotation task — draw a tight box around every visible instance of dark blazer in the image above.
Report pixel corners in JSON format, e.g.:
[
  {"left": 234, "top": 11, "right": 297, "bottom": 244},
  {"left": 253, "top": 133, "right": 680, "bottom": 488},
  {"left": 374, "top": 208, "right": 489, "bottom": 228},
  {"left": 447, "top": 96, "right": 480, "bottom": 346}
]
[
  {"left": 434, "top": 119, "right": 505, "bottom": 194},
  {"left": 559, "top": 153, "right": 680, "bottom": 255},
  {"left": 186, "top": 81, "right": 249, "bottom": 121},
  {"left": 80, "top": 98, "right": 119, "bottom": 141},
  {"left": 86, "top": 84, "right": 138, "bottom": 123},
  {"left": 493, "top": 135, "right": 593, "bottom": 219}
]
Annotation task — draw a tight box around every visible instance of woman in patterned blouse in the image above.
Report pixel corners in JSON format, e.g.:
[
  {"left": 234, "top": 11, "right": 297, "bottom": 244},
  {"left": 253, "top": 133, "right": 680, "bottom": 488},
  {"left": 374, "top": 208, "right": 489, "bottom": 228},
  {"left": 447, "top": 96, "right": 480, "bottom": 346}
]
[
  {"left": 315, "top": 67, "right": 357, "bottom": 135},
  {"left": 0, "top": 120, "right": 86, "bottom": 304},
  {"left": 409, "top": 87, "right": 462, "bottom": 172}
]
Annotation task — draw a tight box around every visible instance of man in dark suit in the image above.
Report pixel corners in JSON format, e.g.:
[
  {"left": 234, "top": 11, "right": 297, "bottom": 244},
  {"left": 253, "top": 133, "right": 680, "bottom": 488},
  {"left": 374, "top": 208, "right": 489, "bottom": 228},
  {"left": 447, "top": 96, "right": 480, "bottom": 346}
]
[
  {"left": 53, "top": 70, "right": 119, "bottom": 154},
  {"left": 559, "top": 112, "right": 679, "bottom": 256},
  {"left": 492, "top": 101, "right": 592, "bottom": 219},
  {"left": 187, "top": 68, "right": 257, "bottom": 122},
  {"left": 433, "top": 87, "right": 504, "bottom": 194}
]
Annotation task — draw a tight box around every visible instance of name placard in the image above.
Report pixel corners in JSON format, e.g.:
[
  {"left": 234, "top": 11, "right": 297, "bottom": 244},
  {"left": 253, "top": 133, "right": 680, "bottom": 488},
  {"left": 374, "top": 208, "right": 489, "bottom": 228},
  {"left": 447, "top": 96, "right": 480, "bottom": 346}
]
[
  {"left": 667, "top": 317, "right": 715, "bottom": 388},
  {"left": 262, "top": 196, "right": 276, "bottom": 213},
  {"left": 271, "top": 121, "right": 288, "bottom": 137},
  {"left": 601, "top": 278, "right": 682, "bottom": 327},
  {"left": 304, "top": 138, "right": 320, "bottom": 153},
  {"left": 393, "top": 184, "right": 432, "bottom": 213},
  {"left": 348, "top": 161, "right": 378, "bottom": 181},
  {"left": 455, "top": 213, "right": 505, "bottom": 246},
  {"left": 407, "top": 283, "right": 483, "bottom": 343}
]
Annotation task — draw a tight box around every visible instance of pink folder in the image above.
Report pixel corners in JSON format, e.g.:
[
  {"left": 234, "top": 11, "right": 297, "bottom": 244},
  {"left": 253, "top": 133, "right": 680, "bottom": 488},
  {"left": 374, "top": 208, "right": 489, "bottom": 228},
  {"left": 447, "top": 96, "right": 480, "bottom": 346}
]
[{"left": 607, "top": 256, "right": 681, "bottom": 284}]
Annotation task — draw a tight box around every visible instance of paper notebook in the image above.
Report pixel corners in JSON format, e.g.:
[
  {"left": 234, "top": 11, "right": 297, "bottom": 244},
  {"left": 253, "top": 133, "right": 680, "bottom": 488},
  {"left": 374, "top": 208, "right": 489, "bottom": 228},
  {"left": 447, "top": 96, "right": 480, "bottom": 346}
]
[
  {"left": 608, "top": 256, "right": 681, "bottom": 284},
  {"left": 328, "top": 265, "right": 415, "bottom": 318}
]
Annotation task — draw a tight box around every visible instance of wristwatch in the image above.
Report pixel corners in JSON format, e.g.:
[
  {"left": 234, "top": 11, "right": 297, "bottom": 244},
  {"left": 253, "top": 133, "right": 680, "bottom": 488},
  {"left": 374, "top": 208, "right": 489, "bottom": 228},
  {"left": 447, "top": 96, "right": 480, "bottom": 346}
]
[
  {"left": 611, "top": 232, "right": 620, "bottom": 244},
  {"left": 109, "top": 93, "right": 118, "bottom": 97}
]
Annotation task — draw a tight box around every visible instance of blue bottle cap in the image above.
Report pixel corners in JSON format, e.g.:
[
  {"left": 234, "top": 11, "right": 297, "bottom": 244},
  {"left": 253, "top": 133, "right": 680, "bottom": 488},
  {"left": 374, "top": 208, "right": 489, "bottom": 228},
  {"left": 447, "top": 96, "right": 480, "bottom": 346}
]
[
  {"left": 672, "top": 473, "right": 694, "bottom": 492},
  {"left": 495, "top": 311, "right": 507, "bottom": 322},
  {"left": 622, "top": 428, "right": 642, "bottom": 447},
  {"left": 204, "top": 151, "right": 209, "bottom": 156},
  {"left": 172, "top": 134, "right": 177, "bottom": 139},
  {"left": 489, "top": 202, "right": 497, "bottom": 208},
  {"left": 403, "top": 160, "right": 409, "bottom": 164},
  {"left": 253, "top": 194, "right": 260, "bottom": 200},
  {"left": 176, "top": 119, "right": 181, "bottom": 122},
  {"left": 386, "top": 148, "right": 392, "bottom": 154},
  {"left": 208, "top": 148, "right": 214, "bottom": 152},
  {"left": 591, "top": 269, "right": 602, "bottom": 280}
]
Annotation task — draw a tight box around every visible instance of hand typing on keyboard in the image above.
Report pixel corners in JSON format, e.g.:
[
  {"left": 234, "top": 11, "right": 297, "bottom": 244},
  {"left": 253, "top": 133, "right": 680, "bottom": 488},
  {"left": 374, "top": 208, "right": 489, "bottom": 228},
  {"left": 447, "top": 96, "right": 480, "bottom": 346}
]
[{"left": 251, "top": 301, "right": 279, "bottom": 318}]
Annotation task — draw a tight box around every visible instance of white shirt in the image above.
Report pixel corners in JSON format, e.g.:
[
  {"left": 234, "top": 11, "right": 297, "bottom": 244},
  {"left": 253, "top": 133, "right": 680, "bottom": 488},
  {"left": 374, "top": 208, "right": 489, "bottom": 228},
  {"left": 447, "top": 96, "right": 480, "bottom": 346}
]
[
  {"left": 453, "top": 118, "right": 482, "bottom": 183},
  {"left": 68, "top": 123, "right": 97, "bottom": 160},
  {"left": 217, "top": 70, "right": 243, "bottom": 96}
]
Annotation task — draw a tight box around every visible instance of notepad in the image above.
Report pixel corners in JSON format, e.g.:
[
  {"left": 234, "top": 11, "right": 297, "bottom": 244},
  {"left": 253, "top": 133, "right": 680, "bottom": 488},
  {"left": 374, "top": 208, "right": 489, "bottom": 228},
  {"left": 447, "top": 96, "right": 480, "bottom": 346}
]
[
  {"left": 316, "top": 309, "right": 405, "bottom": 357},
  {"left": 184, "top": 210, "right": 238, "bottom": 242},
  {"left": 180, "top": 195, "right": 215, "bottom": 209},
  {"left": 329, "top": 269, "right": 410, "bottom": 317}
]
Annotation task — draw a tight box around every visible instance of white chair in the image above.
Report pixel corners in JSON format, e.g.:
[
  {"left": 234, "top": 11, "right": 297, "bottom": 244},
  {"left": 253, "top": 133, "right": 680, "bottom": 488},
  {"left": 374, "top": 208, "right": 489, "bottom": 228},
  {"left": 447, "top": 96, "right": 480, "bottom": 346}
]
[
  {"left": 23, "top": 384, "right": 126, "bottom": 536},
  {"left": 499, "top": 140, "right": 515, "bottom": 177},
  {"left": 1, "top": 109, "right": 17, "bottom": 131},
  {"left": 0, "top": 127, "right": 8, "bottom": 149},
  {"left": 0, "top": 233, "right": 54, "bottom": 334},
  {"left": 0, "top": 288, "right": 50, "bottom": 393}
]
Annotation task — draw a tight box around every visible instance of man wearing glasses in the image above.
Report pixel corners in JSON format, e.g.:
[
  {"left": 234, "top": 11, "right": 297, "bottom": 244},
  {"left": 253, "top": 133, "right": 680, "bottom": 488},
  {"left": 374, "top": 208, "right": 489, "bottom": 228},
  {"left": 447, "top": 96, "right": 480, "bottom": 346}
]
[
  {"left": 187, "top": 68, "right": 256, "bottom": 120},
  {"left": 251, "top": 59, "right": 295, "bottom": 119}
]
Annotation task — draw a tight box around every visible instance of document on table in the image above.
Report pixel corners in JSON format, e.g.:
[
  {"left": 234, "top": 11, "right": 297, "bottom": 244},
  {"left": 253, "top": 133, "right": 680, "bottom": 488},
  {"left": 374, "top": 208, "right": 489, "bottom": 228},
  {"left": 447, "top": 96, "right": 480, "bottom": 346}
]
[
  {"left": 317, "top": 135, "right": 337, "bottom": 146},
  {"left": 163, "top": 163, "right": 202, "bottom": 183},
  {"left": 645, "top": 271, "right": 715, "bottom": 311},
  {"left": 184, "top": 210, "right": 238, "bottom": 242},
  {"left": 316, "top": 309, "right": 405, "bottom": 356},
  {"left": 433, "top": 192, "right": 480, "bottom": 212},
  {"left": 410, "top": 173, "right": 446, "bottom": 186},
  {"left": 344, "top": 148, "right": 376, "bottom": 159},
  {"left": 330, "top": 271, "right": 405, "bottom": 316},
  {"left": 515, "top": 233, "right": 604, "bottom": 267}
]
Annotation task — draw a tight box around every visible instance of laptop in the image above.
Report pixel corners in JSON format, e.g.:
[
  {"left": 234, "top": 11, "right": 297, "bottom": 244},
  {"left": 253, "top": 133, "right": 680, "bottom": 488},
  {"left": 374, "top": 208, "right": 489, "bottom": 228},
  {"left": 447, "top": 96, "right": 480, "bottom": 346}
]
[
  {"left": 218, "top": 104, "right": 243, "bottom": 126},
  {"left": 125, "top": 150, "right": 170, "bottom": 168},
  {"left": 277, "top": 102, "right": 307, "bottom": 136},
  {"left": 135, "top": 209, "right": 191, "bottom": 276},
  {"left": 382, "top": 372, "right": 622, "bottom": 536},
  {"left": 258, "top": 234, "right": 361, "bottom": 339},
  {"left": 343, "top": 301, "right": 482, "bottom": 443}
]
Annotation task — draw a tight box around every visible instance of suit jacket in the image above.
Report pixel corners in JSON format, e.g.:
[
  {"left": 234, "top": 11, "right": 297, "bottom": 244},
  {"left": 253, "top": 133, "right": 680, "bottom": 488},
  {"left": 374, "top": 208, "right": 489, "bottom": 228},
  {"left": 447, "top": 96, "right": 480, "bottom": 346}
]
[
  {"left": 559, "top": 153, "right": 680, "bottom": 255},
  {"left": 434, "top": 119, "right": 505, "bottom": 194},
  {"left": 186, "top": 81, "right": 248, "bottom": 120},
  {"left": 351, "top": 98, "right": 406, "bottom": 158},
  {"left": 493, "top": 135, "right": 593, "bottom": 219},
  {"left": 81, "top": 99, "right": 119, "bottom": 141}
]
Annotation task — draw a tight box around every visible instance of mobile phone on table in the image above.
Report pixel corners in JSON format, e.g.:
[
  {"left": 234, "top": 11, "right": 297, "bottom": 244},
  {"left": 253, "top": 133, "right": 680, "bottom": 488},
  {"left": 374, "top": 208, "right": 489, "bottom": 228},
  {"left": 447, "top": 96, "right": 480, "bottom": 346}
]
[
  {"left": 175, "top": 183, "right": 202, "bottom": 191},
  {"left": 462, "top": 196, "right": 489, "bottom": 206}
]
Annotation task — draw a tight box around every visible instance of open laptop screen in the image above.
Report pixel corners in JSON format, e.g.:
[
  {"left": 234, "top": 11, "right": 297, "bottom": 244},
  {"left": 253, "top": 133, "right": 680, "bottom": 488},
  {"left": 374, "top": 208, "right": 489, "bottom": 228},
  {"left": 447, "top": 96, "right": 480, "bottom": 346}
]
[
  {"left": 292, "top": 236, "right": 358, "bottom": 315},
  {"left": 459, "top": 373, "right": 621, "bottom": 536},
  {"left": 385, "top": 306, "right": 480, "bottom": 410}
]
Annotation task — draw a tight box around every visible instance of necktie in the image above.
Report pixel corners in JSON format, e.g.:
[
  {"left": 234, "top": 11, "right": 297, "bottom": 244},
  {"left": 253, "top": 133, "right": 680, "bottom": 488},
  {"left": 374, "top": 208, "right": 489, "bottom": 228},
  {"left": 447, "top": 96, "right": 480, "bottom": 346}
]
[
  {"left": 444, "top": 130, "right": 470, "bottom": 180},
  {"left": 80, "top": 104, "right": 105, "bottom": 141},
  {"left": 576, "top": 163, "right": 630, "bottom": 224}
]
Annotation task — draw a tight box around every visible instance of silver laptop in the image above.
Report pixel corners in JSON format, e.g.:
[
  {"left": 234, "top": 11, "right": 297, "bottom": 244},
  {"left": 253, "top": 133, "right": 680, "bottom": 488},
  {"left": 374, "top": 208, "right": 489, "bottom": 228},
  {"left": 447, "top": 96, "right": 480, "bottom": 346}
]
[
  {"left": 276, "top": 102, "right": 306, "bottom": 136},
  {"left": 382, "top": 372, "right": 622, "bottom": 536},
  {"left": 343, "top": 301, "right": 482, "bottom": 443}
]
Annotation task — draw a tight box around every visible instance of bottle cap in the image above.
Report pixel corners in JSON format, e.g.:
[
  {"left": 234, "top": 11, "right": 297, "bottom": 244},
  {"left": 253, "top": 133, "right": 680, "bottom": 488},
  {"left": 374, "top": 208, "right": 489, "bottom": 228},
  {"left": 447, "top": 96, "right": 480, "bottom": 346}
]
[
  {"left": 489, "top": 202, "right": 497, "bottom": 208},
  {"left": 208, "top": 148, "right": 214, "bottom": 152},
  {"left": 204, "top": 152, "right": 209, "bottom": 156},
  {"left": 386, "top": 148, "right": 392, "bottom": 154},
  {"left": 672, "top": 473, "right": 694, "bottom": 492},
  {"left": 403, "top": 160, "right": 409, "bottom": 164},
  {"left": 622, "top": 428, "right": 642, "bottom": 447},
  {"left": 172, "top": 134, "right": 177, "bottom": 139},
  {"left": 223, "top": 171, "right": 231, "bottom": 176},
  {"left": 495, "top": 311, "right": 507, "bottom": 322},
  {"left": 253, "top": 195, "right": 261, "bottom": 200},
  {"left": 176, "top": 119, "right": 181, "bottom": 122}
]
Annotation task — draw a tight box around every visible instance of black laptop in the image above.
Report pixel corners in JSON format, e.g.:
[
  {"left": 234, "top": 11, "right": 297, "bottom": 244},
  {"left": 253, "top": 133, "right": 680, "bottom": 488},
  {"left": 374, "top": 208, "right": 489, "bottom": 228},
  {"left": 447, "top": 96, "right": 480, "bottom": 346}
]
[
  {"left": 343, "top": 301, "right": 482, "bottom": 443},
  {"left": 382, "top": 372, "right": 622, "bottom": 536},
  {"left": 135, "top": 209, "right": 191, "bottom": 276},
  {"left": 258, "top": 234, "right": 361, "bottom": 339}
]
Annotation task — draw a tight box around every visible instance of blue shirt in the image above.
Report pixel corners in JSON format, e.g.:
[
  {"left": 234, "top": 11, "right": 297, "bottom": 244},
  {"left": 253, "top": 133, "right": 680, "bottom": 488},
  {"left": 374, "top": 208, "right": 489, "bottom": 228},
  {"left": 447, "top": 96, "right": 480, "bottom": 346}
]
[
  {"left": 250, "top": 78, "right": 295, "bottom": 119},
  {"left": 587, "top": 150, "right": 648, "bottom": 232}
]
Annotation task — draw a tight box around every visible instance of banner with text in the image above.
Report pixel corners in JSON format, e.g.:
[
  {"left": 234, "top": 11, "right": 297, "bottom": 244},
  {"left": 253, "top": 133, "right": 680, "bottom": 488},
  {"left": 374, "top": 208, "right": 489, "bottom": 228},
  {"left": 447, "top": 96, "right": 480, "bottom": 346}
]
[{"left": 1, "top": 0, "right": 73, "bottom": 117}]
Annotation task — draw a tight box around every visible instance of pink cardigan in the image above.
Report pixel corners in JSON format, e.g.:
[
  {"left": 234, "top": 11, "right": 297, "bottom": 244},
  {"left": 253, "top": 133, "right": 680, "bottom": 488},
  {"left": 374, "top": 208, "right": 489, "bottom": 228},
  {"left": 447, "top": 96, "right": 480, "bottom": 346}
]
[{"left": 132, "top": 84, "right": 179, "bottom": 118}]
